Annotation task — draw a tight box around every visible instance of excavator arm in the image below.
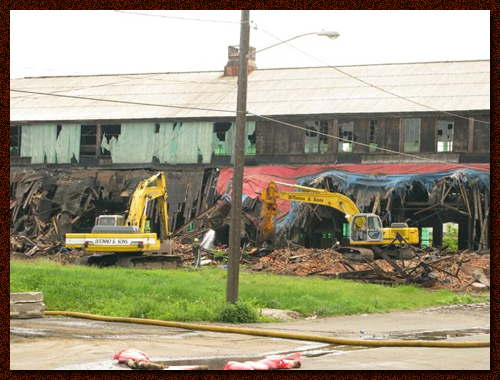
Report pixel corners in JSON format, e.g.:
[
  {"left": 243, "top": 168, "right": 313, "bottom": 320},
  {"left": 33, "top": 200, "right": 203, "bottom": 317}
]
[
  {"left": 258, "top": 180, "right": 419, "bottom": 252},
  {"left": 126, "top": 172, "right": 169, "bottom": 240},
  {"left": 259, "top": 180, "right": 362, "bottom": 244}
]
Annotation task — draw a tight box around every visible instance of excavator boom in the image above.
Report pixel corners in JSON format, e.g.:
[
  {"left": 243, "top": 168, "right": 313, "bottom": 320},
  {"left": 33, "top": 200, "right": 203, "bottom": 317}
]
[
  {"left": 126, "top": 172, "right": 169, "bottom": 241},
  {"left": 259, "top": 180, "right": 362, "bottom": 244}
]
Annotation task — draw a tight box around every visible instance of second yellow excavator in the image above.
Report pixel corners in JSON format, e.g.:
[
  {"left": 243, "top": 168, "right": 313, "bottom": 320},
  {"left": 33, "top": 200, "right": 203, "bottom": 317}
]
[{"left": 258, "top": 180, "right": 419, "bottom": 261}]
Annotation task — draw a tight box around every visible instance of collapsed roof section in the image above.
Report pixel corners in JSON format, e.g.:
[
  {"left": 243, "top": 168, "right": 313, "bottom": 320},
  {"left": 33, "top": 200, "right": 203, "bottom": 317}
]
[{"left": 217, "top": 164, "right": 490, "bottom": 250}]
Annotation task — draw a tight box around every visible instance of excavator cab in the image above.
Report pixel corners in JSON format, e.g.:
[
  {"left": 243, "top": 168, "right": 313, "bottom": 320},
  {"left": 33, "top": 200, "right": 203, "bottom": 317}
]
[{"left": 349, "top": 213, "right": 384, "bottom": 243}]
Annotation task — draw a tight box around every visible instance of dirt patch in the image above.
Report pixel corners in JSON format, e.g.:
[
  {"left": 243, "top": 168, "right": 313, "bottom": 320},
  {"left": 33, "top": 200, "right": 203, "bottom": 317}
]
[{"left": 259, "top": 308, "right": 302, "bottom": 321}]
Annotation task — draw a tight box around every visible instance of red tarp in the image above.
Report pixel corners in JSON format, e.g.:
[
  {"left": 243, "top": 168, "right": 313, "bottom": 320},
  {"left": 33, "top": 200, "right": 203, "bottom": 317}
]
[{"left": 216, "top": 163, "right": 490, "bottom": 215}]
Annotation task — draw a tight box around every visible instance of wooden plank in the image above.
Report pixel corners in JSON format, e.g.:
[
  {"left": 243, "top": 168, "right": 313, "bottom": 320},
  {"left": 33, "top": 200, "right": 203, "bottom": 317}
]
[
  {"left": 374, "top": 247, "right": 408, "bottom": 279},
  {"left": 458, "top": 182, "right": 472, "bottom": 217},
  {"left": 372, "top": 192, "right": 381, "bottom": 214},
  {"left": 441, "top": 204, "right": 471, "bottom": 217},
  {"left": 442, "top": 183, "right": 453, "bottom": 202},
  {"left": 472, "top": 183, "right": 479, "bottom": 221},
  {"left": 52, "top": 216, "right": 60, "bottom": 241},
  {"left": 476, "top": 185, "right": 483, "bottom": 225},
  {"left": 479, "top": 207, "right": 490, "bottom": 250}
]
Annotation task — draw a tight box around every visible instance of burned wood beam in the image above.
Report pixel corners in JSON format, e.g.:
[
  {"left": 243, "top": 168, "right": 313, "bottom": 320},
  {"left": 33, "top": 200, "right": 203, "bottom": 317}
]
[
  {"left": 441, "top": 204, "right": 471, "bottom": 218},
  {"left": 458, "top": 182, "right": 472, "bottom": 217},
  {"left": 413, "top": 203, "right": 439, "bottom": 216},
  {"left": 372, "top": 246, "right": 408, "bottom": 279}
]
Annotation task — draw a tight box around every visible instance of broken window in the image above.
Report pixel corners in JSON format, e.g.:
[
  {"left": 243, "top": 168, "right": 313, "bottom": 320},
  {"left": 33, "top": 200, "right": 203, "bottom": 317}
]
[
  {"left": 80, "top": 125, "right": 97, "bottom": 157},
  {"left": 404, "top": 118, "right": 421, "bottom": 153},
  {"left": 305, "top": 120, "right": 329, "bottom": 153},
  {"left": 246, "top": 130, "right": 256, "bottom": 155},
  {"left": 100, "top": 125, "right": 121, "bottom": 156},
  {"left": 369, "top": 120, "right": 378, "bottom": 152},
  {"left": 338, "top": 122, "right": 354, "bottom": 152},
  {"left": 437, "top": 120, "right": 453, "bottom": 152},
  {"left": 213, "top": 122, "right": 232, "bottom": 155},
  {"left": 10, "top": 126, "right": 21, "bottom": 156}
]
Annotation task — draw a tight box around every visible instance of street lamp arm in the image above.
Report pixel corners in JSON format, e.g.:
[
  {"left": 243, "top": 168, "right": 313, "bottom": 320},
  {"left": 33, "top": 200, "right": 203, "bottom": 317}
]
[{"left": 254, "top": 31, "right": 340, "bottom": 54}]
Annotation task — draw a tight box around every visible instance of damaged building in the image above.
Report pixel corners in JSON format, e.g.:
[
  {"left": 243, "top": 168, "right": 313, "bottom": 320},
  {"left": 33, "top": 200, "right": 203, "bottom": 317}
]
[{"left": 10, "top": 48, "right": 490, "bottom": 251}]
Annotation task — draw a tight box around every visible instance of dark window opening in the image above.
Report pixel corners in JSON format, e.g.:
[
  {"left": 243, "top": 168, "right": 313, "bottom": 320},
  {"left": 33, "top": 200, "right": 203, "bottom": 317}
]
[
  {"left": 305, "top": 120, "right": 329, "bottom": 154},
  {"left": 338, "top": 122, "right": 354, "bottom": 152},
  {"left": 319, "top": 120, "right": 329, "bottom": 153},
  {"left": 56, "top": 125, "right": 62, "bottom": 138},
  {"left": 100, "top": 125, "right": 121, "bottom": 156},
  {"left": 214, "top": 122, "right": 232, "bottom": 155},
  {"left": 155, "top": 123, "right": 160, "bottom": 133},
  {"left": 437, "top": 120, "right": 453, "bottom": 152},
  {"left": 246, "top": 130, "right": 256, "bottom": 155},
  {"left": 80, "top": 125, "right": 97, "bottom": 157},
  {"left": 404, "top": 118, "right": 420, "bottom": 153},
  {"left": 10, "top": 126, "right": 21, "bottom": 156},
  {"left": 102, "top": 125, "right": 121, "bottom": 144},
  {"left": 369, "top": 120, "right": 378, "bottom": 152}
]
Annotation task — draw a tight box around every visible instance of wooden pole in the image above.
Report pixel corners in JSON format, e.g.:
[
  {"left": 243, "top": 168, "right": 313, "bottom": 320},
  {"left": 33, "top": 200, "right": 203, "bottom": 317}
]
[{"left": 227, "top": 10, "right": 250, "bottom": 303}]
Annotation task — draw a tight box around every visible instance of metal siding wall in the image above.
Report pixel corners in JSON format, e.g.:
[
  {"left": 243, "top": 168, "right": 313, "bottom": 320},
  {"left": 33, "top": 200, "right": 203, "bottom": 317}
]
[
  {"left": 55, "top": 124, "right": 80, "bottom": 163},
  {"left": 101, "top": 123, "right": 155, "bottom": 163},
  {"left": 20, "top": 124, "right": 79, "bottom": 164},
  {"left": 228, "top": 121, "right": 255, "bottom": 164},
  {"left": 154, "top": 122, "right": 213, "bottom": 164},
  {"left": 186, "top": 122, "right": 214, "bottom": 164},
  {"left": 103, "top": 122, "right": 215, "bottom": 164},
  {"left": 20, "top": 125, "right": 56, "bottom": 163}
]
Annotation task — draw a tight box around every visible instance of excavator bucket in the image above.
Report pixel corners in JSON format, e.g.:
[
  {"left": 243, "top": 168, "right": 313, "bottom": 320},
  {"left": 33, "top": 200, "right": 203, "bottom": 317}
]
[{"left": 160, "top": 239, "right": 174, "bottom": 255}]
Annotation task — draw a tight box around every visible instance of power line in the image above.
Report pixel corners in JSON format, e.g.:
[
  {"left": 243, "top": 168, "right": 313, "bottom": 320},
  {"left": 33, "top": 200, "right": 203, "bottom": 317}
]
[
  {"left": 247, "top": 112, "right": 490, "bottom": 173},
  {"left": 254, "top": 27, "right": 490, "bottom": 126},
  {"left": 114, "top": 10, "right": 241, "bottom": 24}
]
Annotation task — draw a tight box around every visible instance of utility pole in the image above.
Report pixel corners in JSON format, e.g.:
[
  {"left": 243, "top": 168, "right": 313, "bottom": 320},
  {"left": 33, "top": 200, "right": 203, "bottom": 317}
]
[{"left": 226, "top": 10, "right": 250, "bottom": 303}]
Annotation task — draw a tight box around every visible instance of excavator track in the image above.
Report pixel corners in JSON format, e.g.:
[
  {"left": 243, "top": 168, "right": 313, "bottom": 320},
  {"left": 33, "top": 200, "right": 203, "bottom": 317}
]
[
  {"left": 118, "top": 254, "right": 182, "bottom": 269},
  {"left": 336, "top": 247, "right": 374, "bottom": 262},
  {"left": 77, "top": 253, "right": 182, "bottom": 269},
  {"left": 373, "top": 246, "right": 414, "bottom": 260}
]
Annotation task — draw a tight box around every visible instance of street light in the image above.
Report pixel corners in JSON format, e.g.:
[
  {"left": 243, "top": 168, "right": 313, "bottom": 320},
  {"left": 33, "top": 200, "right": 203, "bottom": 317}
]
[
  {"left": 226, "top": 11, "right": 339, "bottom": 303},
  {"left": 254, "top": 31, "right": 340, "bottom": 54}
]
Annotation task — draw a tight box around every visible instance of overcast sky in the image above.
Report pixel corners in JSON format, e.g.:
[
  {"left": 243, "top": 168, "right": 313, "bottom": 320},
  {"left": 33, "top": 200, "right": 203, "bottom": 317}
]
[{"left": 10, "top": 10, "right": 490, "bottom": 79}]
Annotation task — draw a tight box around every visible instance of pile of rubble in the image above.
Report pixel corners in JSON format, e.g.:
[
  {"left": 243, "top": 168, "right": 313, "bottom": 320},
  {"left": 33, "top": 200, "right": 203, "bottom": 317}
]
[{"left": 247, "top": 247, "right": 490, "bottom": 291}]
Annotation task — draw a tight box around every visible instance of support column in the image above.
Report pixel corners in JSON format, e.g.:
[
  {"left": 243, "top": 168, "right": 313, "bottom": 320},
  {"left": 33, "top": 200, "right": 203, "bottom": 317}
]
[{"left": 468, "top": 117, "right": 475, "bottom": 153}]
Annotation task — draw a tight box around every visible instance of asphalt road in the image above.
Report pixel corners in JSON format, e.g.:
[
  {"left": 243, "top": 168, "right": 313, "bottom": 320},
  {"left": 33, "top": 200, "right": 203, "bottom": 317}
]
[{"left": 10, "top": 303, "right": 490, "bottom": 370}]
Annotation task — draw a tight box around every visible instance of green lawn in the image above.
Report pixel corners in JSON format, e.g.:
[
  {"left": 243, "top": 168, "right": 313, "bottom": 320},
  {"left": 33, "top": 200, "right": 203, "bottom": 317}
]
[{"left": 10, "top": 259, "right": 488, "bottom": 323}]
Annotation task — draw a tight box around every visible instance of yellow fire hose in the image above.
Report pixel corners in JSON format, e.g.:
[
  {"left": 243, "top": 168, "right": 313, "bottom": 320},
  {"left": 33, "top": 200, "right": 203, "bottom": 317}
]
[{"left": 44, "top": 311, "right": 489, "bottom": 348}]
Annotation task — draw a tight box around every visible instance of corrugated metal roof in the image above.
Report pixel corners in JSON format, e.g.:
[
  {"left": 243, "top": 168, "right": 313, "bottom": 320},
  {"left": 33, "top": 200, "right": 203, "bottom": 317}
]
[{"left": 10, "top": 60, "right": 490, "bottom": 123}]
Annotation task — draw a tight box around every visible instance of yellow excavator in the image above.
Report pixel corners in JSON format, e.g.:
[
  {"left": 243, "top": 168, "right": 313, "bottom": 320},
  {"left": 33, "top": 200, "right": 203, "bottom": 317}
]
[
  {"left": 258, "top": 180, "right": 419, "bottom": 261},
  {"left": 65, "top": 172, "right": 180, "bottom": 268}
]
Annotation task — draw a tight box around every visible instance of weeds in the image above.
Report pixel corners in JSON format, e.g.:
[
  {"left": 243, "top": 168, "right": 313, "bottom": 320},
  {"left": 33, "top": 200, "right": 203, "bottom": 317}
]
[{"left": 10, "top": 260, "right": 489, "bottom": 323}]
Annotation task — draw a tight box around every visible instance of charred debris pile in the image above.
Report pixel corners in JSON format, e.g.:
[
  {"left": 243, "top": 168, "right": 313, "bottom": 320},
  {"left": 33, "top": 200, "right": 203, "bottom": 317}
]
[
  {"left": 10, "top": 167, "right": 490, "bottom": 290},
  {"left": 10, "top": 168, "right": 219, "bottom": 257},
  {"left": 246, "top": 246, "right": 490, "bottom": 291}
]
